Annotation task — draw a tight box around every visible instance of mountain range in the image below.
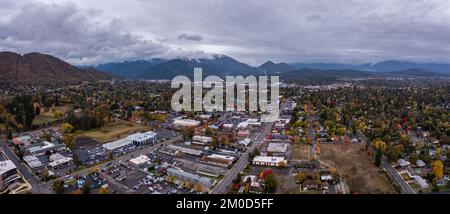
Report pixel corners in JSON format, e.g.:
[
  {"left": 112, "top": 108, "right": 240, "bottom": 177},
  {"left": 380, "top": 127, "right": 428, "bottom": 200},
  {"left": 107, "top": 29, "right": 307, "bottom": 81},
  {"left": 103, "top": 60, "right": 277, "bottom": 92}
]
[
  {"left": 96, "top": 55, "right": 450, "bottom": 80},
  {"left": 98, "top": 55, "right": 262, "bottom": 79},
  {"left": 291, "top": 60, "right": 450, "bottom": 73},
  {"left": 0, "top": 51, "right": 116, "bottom": 86},
  {"left": 0, "top": 51, "right": 447, "bottom": 87}
]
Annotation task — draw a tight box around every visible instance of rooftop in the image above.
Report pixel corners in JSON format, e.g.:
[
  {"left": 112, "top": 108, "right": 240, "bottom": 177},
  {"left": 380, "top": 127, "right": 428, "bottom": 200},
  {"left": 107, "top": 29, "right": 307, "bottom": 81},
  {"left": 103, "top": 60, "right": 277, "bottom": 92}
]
[
  {"left": 129, "top": 155, "right": 150, "bottom": 165},
  {"left": 0, "top": 160, "right": 17, "bottom": 175},
  {"left": 267, "top": 143, "right": 288, "bottom": 153},
  {"left": 253, "top": 156, "right": 285, "bottom": 163}
]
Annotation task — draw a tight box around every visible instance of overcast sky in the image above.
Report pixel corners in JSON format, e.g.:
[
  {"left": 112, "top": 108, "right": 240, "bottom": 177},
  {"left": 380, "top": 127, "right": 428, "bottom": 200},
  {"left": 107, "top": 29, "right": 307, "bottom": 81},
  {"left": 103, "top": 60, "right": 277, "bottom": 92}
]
[{"left": 1, "top": 0, "right": 450, "bottom": 66}]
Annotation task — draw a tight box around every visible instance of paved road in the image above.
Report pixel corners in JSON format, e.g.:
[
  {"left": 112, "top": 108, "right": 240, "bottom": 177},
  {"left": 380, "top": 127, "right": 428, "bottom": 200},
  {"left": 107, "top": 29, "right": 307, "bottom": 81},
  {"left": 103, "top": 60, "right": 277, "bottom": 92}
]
[
  {"left": 211, "top": 122, "right": 274, "bottom": 194},
  {"left": 381, "top": 158, "right": 415, "bottom": 194},
  {"left": 307, "top": 104, "right": 349, "bottom": 194},
  {"left": 1, "top": 140, "right": 52, "bottom": 193},
  {"left": 306, "top": 104, "right": 318, "bottom": 161},
  {"left": 356, "top": 130, "right": 415, "bottom": 194}
]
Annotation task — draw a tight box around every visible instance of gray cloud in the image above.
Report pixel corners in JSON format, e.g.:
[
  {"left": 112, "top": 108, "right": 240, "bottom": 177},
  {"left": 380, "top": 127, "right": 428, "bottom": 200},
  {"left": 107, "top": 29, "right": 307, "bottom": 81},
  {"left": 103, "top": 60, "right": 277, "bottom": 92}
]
[
  {"left": 178, "top": 33, "right": 204, "bottom": 41},
  {"left": 1, "top": 0, "right": 450, "bottom": 65},
  {"left": 0, "top": 1, "right": 170, "bottom": 65}
]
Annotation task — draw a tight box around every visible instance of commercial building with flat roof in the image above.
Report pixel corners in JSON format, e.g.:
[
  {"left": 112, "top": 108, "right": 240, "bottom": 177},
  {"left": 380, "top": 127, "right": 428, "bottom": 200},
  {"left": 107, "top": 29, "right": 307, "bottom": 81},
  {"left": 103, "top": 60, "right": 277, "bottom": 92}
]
[
  {"left": 239, "top": 138, "right": 251, "bottom": 147},
  {"left": 267, "top": 143, "right": 288, "bottom": 153},
  {"left": 48, "top": 153, "right": 73, "bottom": 170},
  {"left": 129, "top": 155, "right": 150, "bottom": 166},
  {"left": 167, "top": 167, "right": 213, "bottom": 187},
  {"left": 163, "top": 145, "right": 203, "bottom": 156},
  {"left": 132, "top": 131, "right": 157, "bottom": 146},
  {"left": 26, "top": 141, "right": 66, "bottom": 156},
  {"left": 23, "top": 155, "right": 43, "bottom": 169},
  {"left": 173, "top": 119, "right": 201, "bottom": 127},
  {"left": 253, "top": 156, "right": 286, "bottom": 167},
  {"left": 192, "top": 135, "right": 212, "bottom": 145},
  {"left": 0, "top": 160, "right": 21, "bottom": 191},
  {"left": 200, "top": 154, "right": 235, "bottom": 167},
  {"left": 103, "top": 131, "right": 157, "bottom": 151},
  {"left": 103, "top": 135, "right": 135, "bottom": 151}
]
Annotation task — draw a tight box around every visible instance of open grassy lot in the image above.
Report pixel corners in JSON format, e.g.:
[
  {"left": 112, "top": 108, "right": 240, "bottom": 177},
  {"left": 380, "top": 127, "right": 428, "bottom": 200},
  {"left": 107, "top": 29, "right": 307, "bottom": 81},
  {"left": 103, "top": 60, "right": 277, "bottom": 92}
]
[
  {"left": 77, "top": 120, "right": 149, "bottom": 143},
  {"left": 291, "top": 143, "right": 311, "bottom": 160},
  {"left": 319, "top": 144, "right": 397, "bottom": 193},
  {"left": 33, "top": 106, "right": 70, "bottom": 126},
  {"left": 33, "top": 115, "right": 57, "bottom": 126}
]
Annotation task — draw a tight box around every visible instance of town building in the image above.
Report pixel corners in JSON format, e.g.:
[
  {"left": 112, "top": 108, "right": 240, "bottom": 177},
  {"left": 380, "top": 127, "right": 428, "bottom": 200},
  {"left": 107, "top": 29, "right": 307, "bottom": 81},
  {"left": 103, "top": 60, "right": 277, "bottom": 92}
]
[
  {"left": 0, "top": 160, "right": 21, "bottom": 192},
  {"left": 167, "top": 167, "right": 213, "bottom": 188},
  {"left": 239, "top": 138, "right": 252, "bottom": 147},
  {"left": 160, "top": 145, "right": 203, "bottom": 156},
  {"left": 267, "top": 143, "right": 288, "bottom": 153},
  {"left": 12, "top": 135, "right": 34, "bottom": 147},
  {"left": 129, "top": 155, "right": 150, "bottom": 167},
  {"left": 48, "top": 153, "right": 73, "bottom": 170},
  {"left": 23, "top": 155, "right": 43, "bottom": 169},
  {"left": 173, "top": 119, "right": 201, "bottom": 128},
  {"left": 132, "top": 131, "right": 157, "bottom": 146},
  {"left": 252, "top": 156, "right": 286, "bottom": 167},
  {"left": 237, "top": 130, "right": 250, "bottom": 137},
  {"left": 200, "top": 154, "right": 235, "bottom": 167},
  {"left": 103, "top": 131, "right": 157, "bottom": 151},
  {"left": 192, "top": 135, "right": 212, "bottom": 145},
  {"left": 26, "top": 141, "right": 66, "bottom": 156}
]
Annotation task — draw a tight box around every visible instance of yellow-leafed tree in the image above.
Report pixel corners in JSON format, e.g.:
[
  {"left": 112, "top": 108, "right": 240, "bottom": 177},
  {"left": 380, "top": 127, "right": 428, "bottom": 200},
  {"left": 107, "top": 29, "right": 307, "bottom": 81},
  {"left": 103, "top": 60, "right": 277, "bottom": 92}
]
[
  {"left": 432, "top": 160, "right": 443, "bottom": 179},
  {"left": 373, "top": 139, "right": 387, "bottom": 153}
]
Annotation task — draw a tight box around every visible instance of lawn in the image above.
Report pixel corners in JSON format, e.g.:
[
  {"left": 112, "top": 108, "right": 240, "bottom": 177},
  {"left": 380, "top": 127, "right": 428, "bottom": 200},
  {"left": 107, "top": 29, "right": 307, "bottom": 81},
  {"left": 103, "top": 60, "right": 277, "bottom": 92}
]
[
  {"left": 319, "top": 144, "right": 397, "bottom": 193},
  {"left": 33, "top": 115, "right": 57, "bottom": 126},
  {"left": 291, "top": 143, "right": 311, "bottom": 160},
  {"left": 77, "top": 121, "right": 149, "bottom": 143}
]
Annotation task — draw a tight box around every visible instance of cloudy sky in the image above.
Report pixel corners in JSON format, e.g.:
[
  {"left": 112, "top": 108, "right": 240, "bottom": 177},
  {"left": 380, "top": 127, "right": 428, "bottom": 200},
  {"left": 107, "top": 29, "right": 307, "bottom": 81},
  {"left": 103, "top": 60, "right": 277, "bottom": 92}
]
[{"left": 1, "top": 0, "right": 450, "bottom": 65}]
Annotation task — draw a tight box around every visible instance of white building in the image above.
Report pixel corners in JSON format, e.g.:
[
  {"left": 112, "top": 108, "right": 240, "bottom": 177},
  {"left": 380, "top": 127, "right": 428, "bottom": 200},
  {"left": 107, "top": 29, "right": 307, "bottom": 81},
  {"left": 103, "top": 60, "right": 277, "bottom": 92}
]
[
  {"left": 222, "top": 124, "right": 234, "bottom": 129},
  {"left": 0, "top": 160, "right": 21, "bottom": 191},
  {"left": 237, "top": 122, "right": 249, "bottom": 129},
  {"left": 102, "top": 136, "right": 134, "bottom": 151},
  {"left": 253, "top": 156, "right": 286, "bottom": 167},
  {"left": 129, "top": 155, "right": 150, "bottom": 166},
  {"left": 173, "top": 119, "right": 201, "bottom": 127},
  {"left": 48, "top": 153, "right": 73, "bottom": 170},
  {"left": 103, "top": 131, "right": 157, "bottom": 151},
  {"left": 132, "top": 131, "right": 157, "bottom": 146},
  {"left": 239, "top": 138, "right": 252, "bottom": 147},
  {"left": 397, "top": 158, "right": 411, "bottom": 167},
  {"left": 23, "top": 155, "right": 43, "bottom": 169},
  {"left": 412, "top": 176, "right": 429, "bottom": 189},
  {"left": 192, "top": 135, "right": 212, "bottom": 145},
  {"left": 198, "top": 114, "right": 212, "bottom": 120},
  {"left": 26, "top": 141, "right": 66, "bottom": 156},
  {"left": 246, "top": 119, "right": 261, "bottom": 126}
]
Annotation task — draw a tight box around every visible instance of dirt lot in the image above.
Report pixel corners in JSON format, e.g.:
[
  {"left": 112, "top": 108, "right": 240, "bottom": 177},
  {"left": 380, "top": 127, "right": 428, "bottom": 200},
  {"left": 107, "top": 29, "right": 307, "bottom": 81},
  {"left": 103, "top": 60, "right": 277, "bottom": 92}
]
[
  {"left": 319, "top": 144, "right": 397, "bottom": 193},
  {"left": 78, "top": 120, "right": 149, "bottom": 143},
  {"left": 291, "top": 143, "right": 311, "bottom": 160}
]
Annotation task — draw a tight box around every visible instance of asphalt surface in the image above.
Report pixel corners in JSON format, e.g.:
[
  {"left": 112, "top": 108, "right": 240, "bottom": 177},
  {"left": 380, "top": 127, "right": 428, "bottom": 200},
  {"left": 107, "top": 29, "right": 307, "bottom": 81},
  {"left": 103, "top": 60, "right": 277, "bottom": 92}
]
[
  {"left": 211, "top": 122, "right": 274, "bottom": 194},
  {"left": 307, "top": 104, "right": 349, "bottom": 194},
  {"left": 357, "top": 130, "right": 415, "bottom": 194},
  {"left": 1, "top": 140, "right": 52, "bottom": 193},
  {"left": 53, "top": 135, "right": 183, "bottom": 183}
]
